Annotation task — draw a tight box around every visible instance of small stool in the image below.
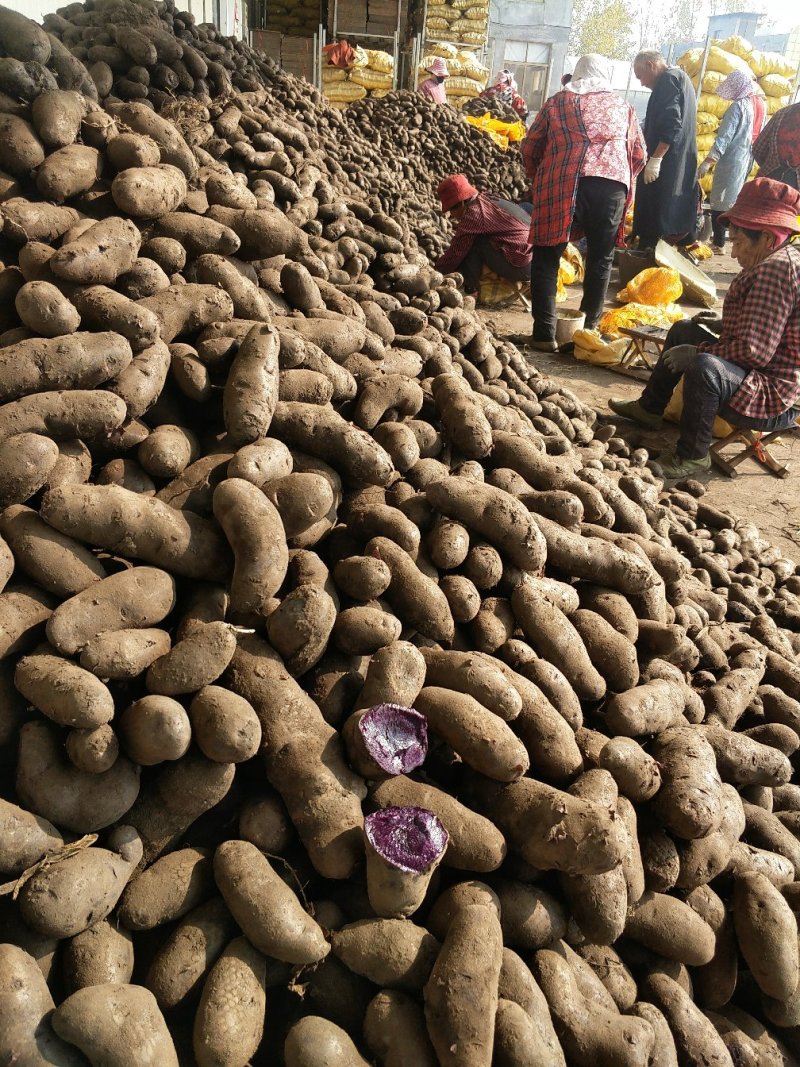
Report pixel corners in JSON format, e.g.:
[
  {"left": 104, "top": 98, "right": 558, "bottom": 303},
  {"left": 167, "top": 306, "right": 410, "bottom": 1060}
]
[
  {"left": 709, "top": 408, "right": 800, "bottom": 478},
  {"left": 618, "top": 325, "right": 669, "bottom": 376}
]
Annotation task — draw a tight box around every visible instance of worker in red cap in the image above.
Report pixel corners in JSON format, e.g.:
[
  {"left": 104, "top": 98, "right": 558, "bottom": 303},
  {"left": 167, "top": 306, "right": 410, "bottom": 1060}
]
[
  {"left": 609, "top": 177, "right": 800, "bottom": 479},
  {"left": 435, "top": 173, "right": 532, "bottom": 297},
  {"left": 418, "top": 58, "right": 450, "bottom": 104}
]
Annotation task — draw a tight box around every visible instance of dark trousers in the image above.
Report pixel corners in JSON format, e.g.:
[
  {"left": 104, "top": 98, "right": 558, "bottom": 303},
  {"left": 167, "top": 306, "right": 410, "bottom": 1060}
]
[
  {"left": 639, "top": 319, "right": 796, "bottom": 459},
  {"left": 529, "top": 176, "right": 627, "bottom": 340},
  {"left": 710, "top": 210, "right": 726, "bottom": 246},
  {"left": 460, "top": 236, "right": 531, "bottom": 294}
]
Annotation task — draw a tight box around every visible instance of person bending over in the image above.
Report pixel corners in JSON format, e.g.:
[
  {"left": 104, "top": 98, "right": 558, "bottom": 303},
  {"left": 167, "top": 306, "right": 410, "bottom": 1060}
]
[{"left": 609, "top": 178, "right": 800, "bottom": 480}]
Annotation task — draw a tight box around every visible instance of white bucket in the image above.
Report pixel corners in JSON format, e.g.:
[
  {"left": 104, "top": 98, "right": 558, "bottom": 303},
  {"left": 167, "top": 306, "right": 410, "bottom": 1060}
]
[{"left": 555, "top": 309, "right": 586, "bottom": 345}]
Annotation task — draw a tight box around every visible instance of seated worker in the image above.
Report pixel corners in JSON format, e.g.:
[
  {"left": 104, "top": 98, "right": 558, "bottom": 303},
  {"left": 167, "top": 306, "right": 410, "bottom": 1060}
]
[
  {"left": 435, "top": 174, "right": 532, "bottom": 298},
  {"left": 609, "top": 177, "right": 800, "bottom": 480}
]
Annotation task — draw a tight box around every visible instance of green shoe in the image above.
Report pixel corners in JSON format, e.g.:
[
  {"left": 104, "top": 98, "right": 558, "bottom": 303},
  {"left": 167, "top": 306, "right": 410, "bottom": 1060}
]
[
  {"left": 657, "top": 451, "right": 711, "bottom": 479},
  {"left": 608, "top": 397, "right": 663, "bottom": 428}
]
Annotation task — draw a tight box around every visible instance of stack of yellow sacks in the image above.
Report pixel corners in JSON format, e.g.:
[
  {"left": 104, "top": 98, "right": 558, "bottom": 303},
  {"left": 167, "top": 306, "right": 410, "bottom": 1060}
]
[
  {"left": 322, "top": 47, "right": 395, "bottom": 110},
  {"left": 425, "top": 0, "right": 489, "bottom": 47},
  {"left": 418, "top": 46, "right": 490, "bottom": 108},
  {"left": 679, "top": 36, "right": 796, "bottom": 195}
]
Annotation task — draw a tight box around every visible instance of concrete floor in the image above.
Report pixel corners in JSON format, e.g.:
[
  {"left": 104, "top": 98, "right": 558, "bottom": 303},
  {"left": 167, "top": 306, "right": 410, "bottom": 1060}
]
[{"left": 481, "top": 249, "right": 800, "bottom": 564}]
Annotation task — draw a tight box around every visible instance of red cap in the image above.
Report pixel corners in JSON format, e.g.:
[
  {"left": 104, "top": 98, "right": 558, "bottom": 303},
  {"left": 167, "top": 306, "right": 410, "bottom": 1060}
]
[
  {"left": 720, "top": 176, "right": 800, "bottom": 233},
  {"left": 437, "top": 174, "right": 478, "bottom": 212}
]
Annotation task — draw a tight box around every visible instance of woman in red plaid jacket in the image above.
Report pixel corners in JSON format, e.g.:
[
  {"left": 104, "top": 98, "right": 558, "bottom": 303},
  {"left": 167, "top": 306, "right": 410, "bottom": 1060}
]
[
  {"left": 522, "top": 53, "right": 646, "bottom": 352},
  {"left": 609, "top": 178, "right": 800, "bottom": 480}
]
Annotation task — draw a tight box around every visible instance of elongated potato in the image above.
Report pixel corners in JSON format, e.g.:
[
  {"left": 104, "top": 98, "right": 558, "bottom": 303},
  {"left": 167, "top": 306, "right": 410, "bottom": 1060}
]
[
  {"left": 118, "top": 846, "right": 213, "bottom": 930},
  {"left": 15, "top": 645, "right": 114, "bottom": 728},
  {"left": 194, "top": 937, "right": 267, "bottom": 1067},
  {"left": 223, "top": 323, "right": 280, "bottom": 445}
]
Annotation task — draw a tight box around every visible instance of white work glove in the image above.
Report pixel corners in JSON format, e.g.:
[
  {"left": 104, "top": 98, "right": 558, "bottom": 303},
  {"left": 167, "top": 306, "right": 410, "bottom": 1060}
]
[
  {"left": 698, "top": 158, "right": 713, "bottom": 178},
  {"left": 643, "top": 157, "right": 662, "bottom": 184}
]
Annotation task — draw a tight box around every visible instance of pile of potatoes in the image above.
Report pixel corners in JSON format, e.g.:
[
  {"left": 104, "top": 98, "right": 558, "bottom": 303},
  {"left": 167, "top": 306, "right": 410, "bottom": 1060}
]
[{"left": 3, "top": 2, "right": 800, "bottom": 1066}]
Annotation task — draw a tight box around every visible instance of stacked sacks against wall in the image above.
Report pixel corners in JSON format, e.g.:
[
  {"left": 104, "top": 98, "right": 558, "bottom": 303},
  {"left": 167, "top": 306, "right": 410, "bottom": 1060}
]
[
  {"left": 323, "top": 46, "right": 395, "bottom": 111},
  {"left": 424, "top": 0, "right": 489, "bottom": 48},
  {"left": 417, "top": 45, "right": 490, "bottom": 109},
  {"left": 679, "top": 36, "right": 796, "bottom": 196}
]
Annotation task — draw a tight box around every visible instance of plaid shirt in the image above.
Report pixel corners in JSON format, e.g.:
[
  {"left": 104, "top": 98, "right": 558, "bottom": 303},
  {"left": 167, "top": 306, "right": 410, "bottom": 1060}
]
[
  {"left": 435, "top": 193, "right": 532, "bottom": 274},
  {"left": 522, "top": 90, "right": 646, "bottom": 246},
  {"left": 753, "top": 102, "right": 800, "bottom": 188},
  {"left": 700, "top": 243, "right": 800, "bottom": 418}
]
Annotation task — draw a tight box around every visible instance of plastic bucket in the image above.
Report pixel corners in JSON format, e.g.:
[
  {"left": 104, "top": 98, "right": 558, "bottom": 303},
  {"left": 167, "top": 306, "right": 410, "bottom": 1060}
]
[
  {"left": 616, "top": 248, "right": 656, "bottom": 290},
  {"left": 555, "top": 309, "right": 586, "bottom": 345}
]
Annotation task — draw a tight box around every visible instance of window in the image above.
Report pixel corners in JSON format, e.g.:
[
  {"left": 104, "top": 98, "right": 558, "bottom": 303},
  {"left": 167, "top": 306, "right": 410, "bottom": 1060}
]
[{"left": 504, "top": 41, "right": 551, "bottom": 112}]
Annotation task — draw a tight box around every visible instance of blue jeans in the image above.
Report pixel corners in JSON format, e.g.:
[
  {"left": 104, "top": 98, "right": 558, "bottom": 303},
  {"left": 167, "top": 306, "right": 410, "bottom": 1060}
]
[{"left": 640, "top": 320, "right": 797, "bottom": 459}]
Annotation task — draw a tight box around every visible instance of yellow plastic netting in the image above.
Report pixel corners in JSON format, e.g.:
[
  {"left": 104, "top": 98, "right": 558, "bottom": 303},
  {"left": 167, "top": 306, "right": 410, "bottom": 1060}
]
[
  {"left": 696, "top": 112, "right": 720, "bottom": 133},
  {"left": 572, "top": 329, "right": 631, "bottom": 366},
  {"left": 692, "top": 70, "right": 726, "bottom": 94},
  {"left": 350, "top": 67, "right": 393, "bottom": 90},
  {"left": 717, "top": 35, "right": 753, "bottom": 60},
  {"left": 760, "top": 73, "right": 793, "bottom": 98},
  {"left": 366, "top": 49, "right": 394, "bottom": 74},
  {"left": 697, "top": 133, "right": 716, "bottom": 154},
  {"left": 599, "top": 303, "right": 685, "bottom": 337},
  {"left": 750, "top": 49, "right": 795, "bottom": 79},
  {"left": 767, "top": 95, "right": 791, "bottom": 115},
  {"left": 698, "top": 93, "right": 732, "bottom": 118},
  {"left": 705, "top": 45, "right": 753, "bottom": 76},
  {"left": 465, "top": 113, "right": 526, "bottom": 148},
  {"left": 618, "top": 268, "right": 683, "bottom": 307},
  {"left": 446, "top": 75, "right": 486, "bottom": 97}
]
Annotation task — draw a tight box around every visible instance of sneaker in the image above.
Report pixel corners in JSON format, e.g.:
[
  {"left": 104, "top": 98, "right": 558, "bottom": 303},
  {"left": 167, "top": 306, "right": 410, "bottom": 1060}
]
[
  {"left": 608, "top": 397, "right": 663, "bottom": 428},
  {"left": 657, "top": 451, "right": 711, "bottom": 479}
]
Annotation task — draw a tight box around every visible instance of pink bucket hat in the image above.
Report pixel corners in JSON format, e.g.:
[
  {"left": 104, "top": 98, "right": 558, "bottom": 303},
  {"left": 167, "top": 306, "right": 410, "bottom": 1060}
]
[{"left": 426, "top": 58, "right": 449, "bottom": 78}]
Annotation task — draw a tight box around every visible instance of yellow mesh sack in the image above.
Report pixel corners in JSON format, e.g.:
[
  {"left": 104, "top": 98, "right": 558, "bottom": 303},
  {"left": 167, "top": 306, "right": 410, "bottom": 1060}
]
[
  {"left": 451, "top": 0, "right": 476, "bottom": 9},
  {"left": 618, "top": 267, "right": 683, "bottom": 306},
  {"left": 698, "top": 93, "right": 732, "bottom": 118},
  {"left": 599, "top": 302, "right": 685, "bottom": 337},
  {"left": 692, "top": 70, "right": 725, "bottom": 94},
  {"left": 446, "top": 75, "right": 486, "bottom": 96},
  {"left": 697, "top": 133, "right": 716, "bottom": 154},
  {"left": 706, "top": 45, "right": 753, "bottom": 76},
  {"left": 678, "top": 48, "right": 704, "bottom": 76},
  {"left": 573, "top": 329, "right": 631, "bottom": 366},
  {"left": 430, "top": 42, "right": 459, "bottom": 58},
  {"left": 350, "top": 67, "right": 393, "bottom": 89},
  {"left": 426, "top": 17, "right": 449, "bottom": 29},
  {"left": 665, "top": 378, "right": 734, "bottom": 437},
  {"left": 366, "top": 49, "right": 394, "bottom": 73},
  {"left": 325, "top": 82, "right": 368, "bottom": 101},
  {"left": 461, "top": 32, "right": 486, "bottom": 43},
  {"left": 767, "top": 95, "right": 791, "bottom": 116},
  {"left": 751, "top": 50, "right": 795, "bottom": 79},
  {"left": 451, "top": 17, "right": 485, "bottom": 33},
  {"left": 700, "top": 172, "right": 714, "bottom": 194},
  {"left": 717, "top": 35, "right": 753, "bottom": 59},
  {"left": 760, "top": 73, "right": 793, "bottom": 98},
  {"left": 696, "top": 112, "right": 720, "bottom": 133},
  {"left": 466, "top": 6, "right": 489, "bottom": 19},
  {"left": 563, "top": 243, "right": 585, "bottom": 283},
  {"left": 322, "top": 67, "right": 349, "bottom": 82}
]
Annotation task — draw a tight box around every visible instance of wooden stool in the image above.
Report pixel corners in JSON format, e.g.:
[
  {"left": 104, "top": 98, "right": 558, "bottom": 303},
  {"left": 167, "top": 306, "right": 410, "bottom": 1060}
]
[
  {"left": 709, "top": 422, "right": 798, "bottom": 479},
  {"left": 616, "top": 325, "right": 669, "bottom": 381}
]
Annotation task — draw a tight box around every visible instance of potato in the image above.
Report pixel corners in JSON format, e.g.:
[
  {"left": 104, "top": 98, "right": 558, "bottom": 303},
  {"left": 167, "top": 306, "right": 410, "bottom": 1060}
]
[
  {"left": 19, "top": 826, "right": 141, "bottom": 938},
  {"left": 111, "top": 163, "right": 188, "bottom": 218},
  {"left": 0, "top": 114, "right": 45, "bottom": 175},
  {"left": 605, "top": 678, "right": 686, "bottom": 737},
  {"left": 0, "top": 432, "right": 59, "bottom": 508},
  {"left": 420, "top": 647, "right": 522, "bottom": 722},
  {"left": 118, "top": 695, "right": 191, "bottom": 765},
  {"left": 733, "top": 870, "right": 799, "bottom": 1000},
  {"left": 643, "top": 974, "right": 733, "bottom": 1067},
  {"left": 15, "top": 280, "right": 80, "bottom": 337},
  {"left": 0, "top": 332, "right": 133, "bottom": 403},
  {"left": 65, "top": 723, "right": 119, "bottom": 775},
  {"left": 0, "top": 389, "right": 126, "bottom": 444},
  {"left": 213, "top": 478, "right": 288, "bottom": 621},
  {"left": 15, "top": 645, "right": 114, "bottom": 728},
  {"left": 194, "top": 937, "right": 267, "bottom": 1067},
  {"left": 50, "top": 217, "right": 141, "bottom": 285},
  {"left": 650, "top": 726, "right": 724, "bottom": 840},
  {"left": 63, "top": 919, "right": 134, "bottom": 992},
  {"left": 0, "top": 797, "right": 62, "bottom": 877},
  {"left": 0, "top": 8, "right": 51, "bottom": 63},
  {"left": 188, "top": 685, "right": 261, "bottom": 763},
  {"left": 36, "top": 143, "right": 101, "bottom": 202},
  {"left": 214, "top": 840, "right": 330, "bottom": 964},
  {"left": 105, "top": 101, "right": 197, "bottom": 179},
  {"left": 0, "top": 943, "right": 85, "bottom": 1067},
  {"left": 367, "top": 536, "right": 454, "bottom": 643},
  {"left": 41, "top": 483, "right": 229, "bottom": 582},
  {"left": 145, "top": 897, "right": 237, "bottom": 1009},
  {"left": 285, "top": 1016, "right": 370, "bottom": 1067},
  {"left": 364, "top": 990, "right": 438, "bottom": 1067},
  {"left": 118, "top": 846, "right": 213, "bottom": 931},
  {"left": 79, "top": 628, "right": 171, "bottom": 680},
  {"left": 73, "top": 285, "right": 160, "bottom": 353},
  {"left": 139, "top": 283, "right": 234, "bottom": 343},
  {"left": 1, "top": 197, "right": 79, "bottom": 243},
  {"left": 146, "top": 621, "right": 236, "bottom": 696},
  {"left": 598, "top": 736, "right": 661, "bottom": 802},
  {"left": 106, "top": 131, "right": 160, "bottom": 169},
  {"left": 52, "top": 983, "right": 179, "bottom": 1067},
  {"left": 332, "top": 917, "right": 440, "bottom": 990},
  {"left": 0, "top": 582, "right": 54, "bottom": 658}
]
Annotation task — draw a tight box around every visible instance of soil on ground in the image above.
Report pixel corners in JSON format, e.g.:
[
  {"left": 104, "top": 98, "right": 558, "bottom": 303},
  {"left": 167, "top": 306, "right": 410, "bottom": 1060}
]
[{"left": 480, "top": 248, "right": 800, "bottom": 563}]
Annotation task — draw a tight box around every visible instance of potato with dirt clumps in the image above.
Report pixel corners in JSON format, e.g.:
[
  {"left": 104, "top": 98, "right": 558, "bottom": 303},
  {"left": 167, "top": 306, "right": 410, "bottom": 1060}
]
[
  {"left": 146, "top": 621, "right": 236, "bottom": 695},
  {"left": 0, "top": 115, "right": 45, "bottom": 175},
  {"left": 0, "top": 943, "right": 86, "bottom": 1067},
  {"left": 367, "top": 536, "right": 454, "bottom": 643},
  {"left": 36, "top": 143, "right": 101, "bottom": 202},
  {"left": 0, "top": 389, "right": 127, "bottom": 445},
  {"left": 213, "top": 477, "right": 288, "bottom": 621},
  {"left": 64, "top": 919, "right": 134, "bottom": 991},
  {"left": 604, "top": 679, "right": 686, "bottom": 737},
  {"left": 0, "top": 432, "right": 59, "bottom": 508},
  {"left": 214, "top": 840, "right": 330, "bottom": 964},
  {"left": 651, "top": 725, "right": 724, "bottom": 840},
  {"left": 424, "top": 902, "right": 503, "bottom": 1067},
  {"left": 733, "top": 870, "right": 799, "bottom": 1000},
  {"left": 52, "top": 983, "right": 179, "bottom": 1067},
  {"left": 15, "top": 645, "right": 114, "bottom": 727},
  {"left": 79, "top": 628, "right": 172, "bottom": 680},
  {"left": 266, "top": 582, "right": 337, "bottom": 676},
  {"left": 194, "top": 936, "right": 267, "bottom": 1067},
  {"left": 332, "top": 917, "right": 440, "bottom": 990},
  {"left": 19, "top": 825, "right": 142, "bottom": 938},
  {"left": 118, "top": 695, "right": 192, "bottom": 765},
  {"left": 118, "top": 846, "right": 213, "bottom": 931},
  {"left": 0, "top": 332, "right": 133, "bottom": 403},
  {"left": 50, "top": 218, "right": 141, "bottom": 285}
]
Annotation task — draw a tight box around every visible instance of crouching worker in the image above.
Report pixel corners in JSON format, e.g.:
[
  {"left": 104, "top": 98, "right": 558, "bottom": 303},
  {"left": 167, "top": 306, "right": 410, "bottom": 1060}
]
[
  {"left": 609, "top": 177, "right": 800, "bottom": 480},
  {"left": 435, "top": 174, "right": 532, "bottom": 298}
]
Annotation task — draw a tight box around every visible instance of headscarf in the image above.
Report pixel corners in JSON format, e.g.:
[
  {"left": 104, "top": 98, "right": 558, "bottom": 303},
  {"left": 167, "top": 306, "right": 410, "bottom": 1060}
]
[
  {"left": 717, "top": 69, "right": 756, "bottom": 101},
  {"left": 490, "top": 68, "right": 518, "bottom": 104},
  {"left": 565, "top": 53, "right": 613, "bottom": 95}
]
